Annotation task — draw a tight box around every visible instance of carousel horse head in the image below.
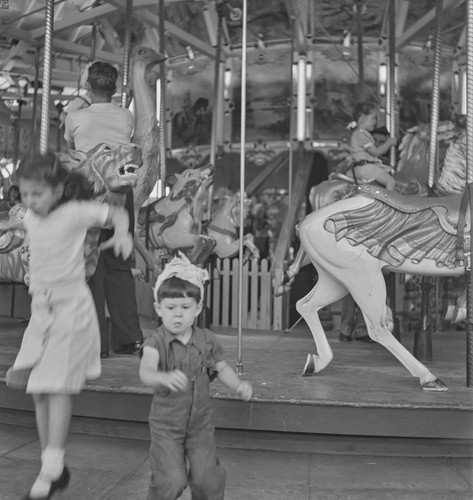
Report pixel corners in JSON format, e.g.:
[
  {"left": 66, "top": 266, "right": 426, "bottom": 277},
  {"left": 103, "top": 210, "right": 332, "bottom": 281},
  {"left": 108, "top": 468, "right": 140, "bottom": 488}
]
[
  {"left": 166, "top": 163, "right": 214, "bottom": 205},
  {"left": 396, "top": 120, "right": 456, "bottom": 184},
  {"left": 68, "top": 143, "right": 143, "bottom": 203}
]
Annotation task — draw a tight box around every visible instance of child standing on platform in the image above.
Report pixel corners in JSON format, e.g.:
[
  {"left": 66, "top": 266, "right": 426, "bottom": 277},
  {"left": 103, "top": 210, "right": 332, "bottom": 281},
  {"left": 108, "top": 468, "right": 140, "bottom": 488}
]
[
  {"left": 349, "top": 100, "right": 398, "bottom": 191},
  {"left": 1, "top": 153, "right": 132, "bottom": 500},
  {"left": 139, "top": 253, "right": 253, "bottom": 500}
]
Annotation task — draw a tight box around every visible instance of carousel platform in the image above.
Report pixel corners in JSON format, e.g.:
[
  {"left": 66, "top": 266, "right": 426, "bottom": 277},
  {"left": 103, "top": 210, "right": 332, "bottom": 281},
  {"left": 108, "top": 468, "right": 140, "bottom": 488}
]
[{"left": 0, "top": 312, "right": 472, "bottom": 440}]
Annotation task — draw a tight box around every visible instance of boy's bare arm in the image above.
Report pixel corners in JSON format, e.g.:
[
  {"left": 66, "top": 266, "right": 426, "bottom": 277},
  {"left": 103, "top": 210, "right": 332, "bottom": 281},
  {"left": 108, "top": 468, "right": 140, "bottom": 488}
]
[
  {"left": 139, "top": 346, "right": 188, "bottom": 391},
  {"left": 215, "top": 360, "right": 253, "bottom": 401}
]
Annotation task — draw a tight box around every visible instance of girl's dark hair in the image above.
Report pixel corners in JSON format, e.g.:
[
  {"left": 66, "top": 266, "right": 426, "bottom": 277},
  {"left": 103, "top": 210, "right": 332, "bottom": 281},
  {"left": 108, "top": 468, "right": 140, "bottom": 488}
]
[
  {"left": 352, "top": 100, "right": 378, "bottom": 121},
  {"left": 156, "top": 276, "right": 201, "bottom": 304},
  {"left": 20, "top": 153, "right": 94, "bottom": 203},
  {"left": 8, "top": 184, "right": 20, "bottom": 199},
  {"left": 87, "top": 61, "right": 118, "bottom": 98}
]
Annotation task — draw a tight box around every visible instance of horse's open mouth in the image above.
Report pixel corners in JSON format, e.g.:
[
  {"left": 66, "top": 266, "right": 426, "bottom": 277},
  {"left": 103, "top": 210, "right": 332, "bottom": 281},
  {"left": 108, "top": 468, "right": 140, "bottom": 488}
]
[{"left": 119, "top": 164, "right": 139, "bottom": 176}]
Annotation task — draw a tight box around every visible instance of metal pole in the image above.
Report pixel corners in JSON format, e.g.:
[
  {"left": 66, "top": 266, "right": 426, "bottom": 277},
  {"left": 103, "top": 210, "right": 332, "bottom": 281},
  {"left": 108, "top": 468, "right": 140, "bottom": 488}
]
[
  {"left": 158, "top": 0, "right": 167, "bottom": 198},
  {"left": 465, "top": 0, "right": 473, "bottom": 387},
  {"left": 39, "top": 0, "right": 55, "bottom": 155},
  {"left": 236, "top": 0, "right": 248, "bottom": 376},
  {"left": 90, "top": 23, "right": 98, "bottom": 62},
  {"left": 355, "top": 0, "right": 365, "bottom": 101},
  {"left": 121, "top": 0, "right": 133, "bottom": 109},
  {"left": 388, "top": 0, "right": 397, "bottom": 168},
  {"left": 207, "top": 3, "right": 224, "bottom": 219},
  {"left": 415, "top": 0, "right": 443, "bottom": 363}
]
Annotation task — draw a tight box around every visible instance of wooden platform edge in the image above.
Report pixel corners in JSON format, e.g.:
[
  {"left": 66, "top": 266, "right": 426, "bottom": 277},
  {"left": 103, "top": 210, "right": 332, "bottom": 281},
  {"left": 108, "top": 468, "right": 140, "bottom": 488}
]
[{"left": 1, "top": 383, "right": 472, "bottom": 440}]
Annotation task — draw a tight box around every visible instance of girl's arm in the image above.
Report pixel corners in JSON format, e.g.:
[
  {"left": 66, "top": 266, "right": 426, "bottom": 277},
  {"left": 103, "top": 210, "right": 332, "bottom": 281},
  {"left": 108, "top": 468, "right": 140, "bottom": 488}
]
[
  {"left": 215, "top": 360, "right": 253, "bottom": 401},
  {"left": 139, "top": 345, "right": 188, "bottom": 391},
  {"left": 366, "top": 136, "right": 397, "bottom": 158},
  {"left": 0, "top": 219, "right": 24, "bottom": 232},
  {"left": 99, "top": 205, "right": 133, "bottom": 259}
]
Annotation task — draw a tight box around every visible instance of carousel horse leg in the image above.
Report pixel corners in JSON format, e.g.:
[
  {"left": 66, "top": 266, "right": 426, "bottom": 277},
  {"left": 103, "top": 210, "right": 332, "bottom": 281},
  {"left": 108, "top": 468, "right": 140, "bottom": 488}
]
[
  {"left": 188, "top": 236, "right": 216, "bottom": 267},
  {"left": 296, "top": 266, "right": 348, "bottom": 375}
]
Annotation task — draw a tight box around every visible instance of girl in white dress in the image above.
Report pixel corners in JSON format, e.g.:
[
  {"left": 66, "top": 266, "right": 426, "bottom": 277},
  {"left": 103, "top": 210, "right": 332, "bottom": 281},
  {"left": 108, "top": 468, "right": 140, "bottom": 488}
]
[{"left": 0, "top": 153, "right": 133, "bottom": 500}]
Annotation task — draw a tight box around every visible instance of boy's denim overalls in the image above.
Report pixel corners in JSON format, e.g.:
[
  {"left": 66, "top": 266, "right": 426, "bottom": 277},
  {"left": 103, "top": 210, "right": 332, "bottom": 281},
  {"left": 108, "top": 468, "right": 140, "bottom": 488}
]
[{"left": 145, "top": 326, "right": 226, "bottom": 500}]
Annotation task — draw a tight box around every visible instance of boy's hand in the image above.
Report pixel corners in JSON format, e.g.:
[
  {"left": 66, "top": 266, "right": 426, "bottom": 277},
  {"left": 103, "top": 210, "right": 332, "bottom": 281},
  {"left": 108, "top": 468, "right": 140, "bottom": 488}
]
[
  {"left": 388, "top": 136, "right": 397, "bottom": 146},
  {"left": 236, "top": 380, "right": 253, "bottom": 401},
  {"left": 162, "top": 370, "right": 189, "bottom": 392},
  {"left": 100, "top": 232, "right": 133, "bottom": 259}
]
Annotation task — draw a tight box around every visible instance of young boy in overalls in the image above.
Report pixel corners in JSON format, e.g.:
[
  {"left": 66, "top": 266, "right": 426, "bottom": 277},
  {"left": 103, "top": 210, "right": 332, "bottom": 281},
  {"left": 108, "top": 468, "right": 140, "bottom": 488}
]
[{"left": 139, "top": 253, "right": 253, "bottom": 500}]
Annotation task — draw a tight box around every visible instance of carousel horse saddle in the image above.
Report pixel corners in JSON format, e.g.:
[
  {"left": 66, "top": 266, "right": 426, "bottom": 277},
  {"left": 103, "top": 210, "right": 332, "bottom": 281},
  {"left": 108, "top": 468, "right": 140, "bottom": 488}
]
[{"left": 355, "top": 184, "right": 469, "bottom": 236}]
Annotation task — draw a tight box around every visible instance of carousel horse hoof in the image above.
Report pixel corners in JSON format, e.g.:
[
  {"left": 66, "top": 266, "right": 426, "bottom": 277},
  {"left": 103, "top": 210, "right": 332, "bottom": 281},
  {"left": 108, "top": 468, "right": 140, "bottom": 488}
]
[
  {"left": 421, "top": 378, "right": 448, "bottom": 392},
  {"left": 301, "top": 354, "right": 316, "bottom": 377}
]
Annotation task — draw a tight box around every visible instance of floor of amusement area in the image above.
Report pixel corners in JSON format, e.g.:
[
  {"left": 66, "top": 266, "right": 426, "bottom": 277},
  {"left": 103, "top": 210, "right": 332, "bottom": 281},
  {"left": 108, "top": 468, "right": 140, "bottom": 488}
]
[
  {"left": 0, "top": 419, "right": 472, "bottom": 499},
  {"left": 0, "top": 308, "right": 473, "bottom": 499}
]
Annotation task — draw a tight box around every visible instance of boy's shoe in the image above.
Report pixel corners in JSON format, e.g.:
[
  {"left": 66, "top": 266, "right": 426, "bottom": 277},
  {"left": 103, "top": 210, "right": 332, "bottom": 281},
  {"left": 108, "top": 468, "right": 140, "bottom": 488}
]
[
  {"left": 339, "top": 333, "right": 352, "bottom": 342},
  {"left": 23, "top": 466, "right": 70, "bottom": 500},
  {"left": 100, "top": 351, "right": 109, "bottom": 359}
]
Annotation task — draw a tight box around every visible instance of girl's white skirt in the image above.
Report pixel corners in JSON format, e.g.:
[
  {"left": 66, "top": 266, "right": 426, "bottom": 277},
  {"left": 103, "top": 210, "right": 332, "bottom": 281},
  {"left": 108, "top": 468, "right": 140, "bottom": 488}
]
[{"left": 12, "top": 281, "right": 101, "bottom": 394}]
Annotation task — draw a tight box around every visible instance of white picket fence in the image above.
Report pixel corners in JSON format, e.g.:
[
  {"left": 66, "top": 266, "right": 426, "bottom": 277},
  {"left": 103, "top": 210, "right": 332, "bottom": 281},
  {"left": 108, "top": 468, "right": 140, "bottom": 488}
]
[
  {"left": 208, "top": 258, "right": 278, "bottom": 330},
  {"left": 135, "top": 250, "right": 287, "bottom": 330}
]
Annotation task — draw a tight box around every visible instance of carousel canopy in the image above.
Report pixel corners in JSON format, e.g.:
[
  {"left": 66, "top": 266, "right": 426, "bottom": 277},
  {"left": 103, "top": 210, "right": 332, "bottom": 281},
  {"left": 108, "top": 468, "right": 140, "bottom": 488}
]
[{"left": 0, "top": 0, "right": 467, "bottom": 96}]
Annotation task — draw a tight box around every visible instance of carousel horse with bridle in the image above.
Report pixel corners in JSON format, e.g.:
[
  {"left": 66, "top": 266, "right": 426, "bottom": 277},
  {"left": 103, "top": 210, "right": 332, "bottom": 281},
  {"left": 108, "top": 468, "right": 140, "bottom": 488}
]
[
  {"left": 207, "top": 192, "right": 260, "bottom": 260},
  {"left": 138, "top": 164, "right": 217, "bottom": 266}
]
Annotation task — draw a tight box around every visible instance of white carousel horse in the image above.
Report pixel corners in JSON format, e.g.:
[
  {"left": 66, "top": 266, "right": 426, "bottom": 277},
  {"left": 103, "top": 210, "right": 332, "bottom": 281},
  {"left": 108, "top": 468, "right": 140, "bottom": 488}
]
[
  {"left": 276, "top": 123, "right": 464, "bottom": 296},
  {"left": 296, "top": 184, "right": 469, "bottom": 391}
]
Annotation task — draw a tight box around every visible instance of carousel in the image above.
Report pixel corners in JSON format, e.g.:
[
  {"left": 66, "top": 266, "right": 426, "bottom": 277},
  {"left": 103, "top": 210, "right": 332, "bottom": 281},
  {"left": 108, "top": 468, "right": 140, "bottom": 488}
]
[{"left": 0, "top": 0, "right": 472, "bottom": 440}]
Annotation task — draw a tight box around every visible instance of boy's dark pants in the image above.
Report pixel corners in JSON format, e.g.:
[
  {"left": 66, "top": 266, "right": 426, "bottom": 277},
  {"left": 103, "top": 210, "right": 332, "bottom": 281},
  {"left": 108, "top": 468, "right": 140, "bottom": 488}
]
[{"left": 147, "top": 374, "right": 226, "bottom": 500}]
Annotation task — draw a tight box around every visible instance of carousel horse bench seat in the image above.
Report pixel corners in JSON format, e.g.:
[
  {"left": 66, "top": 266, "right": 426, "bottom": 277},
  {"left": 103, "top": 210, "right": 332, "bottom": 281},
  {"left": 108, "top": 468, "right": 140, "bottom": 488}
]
[{"left": 355, "top": 184, "right": 469, "bottom": 236}]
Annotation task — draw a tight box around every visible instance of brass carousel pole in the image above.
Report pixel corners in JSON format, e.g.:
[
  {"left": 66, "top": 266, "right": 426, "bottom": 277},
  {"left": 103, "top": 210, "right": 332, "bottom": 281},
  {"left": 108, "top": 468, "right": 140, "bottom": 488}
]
[
  {"left": 387, "top": 0, "right": 400, "bottom": 340},
  {"left": 158, "top": 0, "right": 167, "bottom": 198},
  {"left": 414, "top": 0, "right": 443, "bottom": 363},
  {"left": 207, "top": 1, "right": 224, "bottom": 218},
  {"left": 29, "top": 47, "right": 41, "bottom": 158},
  {"left": 466, "top": 0, "right": 473, "bottom": 387},
  {"left": 120, "top": 0, "right": 133, "bottom": 109},
  {"left": 39, "top": 0, "right": 55, "bottom": 155},
  {"left": 355, "top": 0, "right": 365, "bottom": 100},
  {"left": 236, "top": 0, "right": 248, "bottom": 376},
  {"left": 388, "top": 0, "right": 397, "bottom": 170}
]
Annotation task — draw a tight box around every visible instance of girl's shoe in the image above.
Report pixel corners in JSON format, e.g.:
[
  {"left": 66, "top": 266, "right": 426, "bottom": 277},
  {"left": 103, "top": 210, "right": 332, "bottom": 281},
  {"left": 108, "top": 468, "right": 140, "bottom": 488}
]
[{"left": 23, "top": 466, "right": 70, "bottom": 500}]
